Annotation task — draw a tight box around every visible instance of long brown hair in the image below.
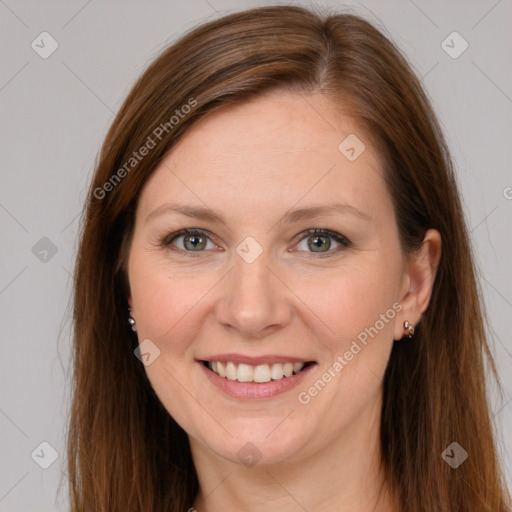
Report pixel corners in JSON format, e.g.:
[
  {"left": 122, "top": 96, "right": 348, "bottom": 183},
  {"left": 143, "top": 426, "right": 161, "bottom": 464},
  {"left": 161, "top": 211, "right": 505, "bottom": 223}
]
[{"left": 67, "top": 5, "right": 510, "bottom": 511}]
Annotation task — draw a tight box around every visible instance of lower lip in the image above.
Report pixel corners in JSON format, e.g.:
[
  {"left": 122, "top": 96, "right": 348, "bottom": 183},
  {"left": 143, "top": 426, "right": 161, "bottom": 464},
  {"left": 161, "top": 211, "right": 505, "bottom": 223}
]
[{"left": 198, "top": 362, "right": 316, "bottom": 400}]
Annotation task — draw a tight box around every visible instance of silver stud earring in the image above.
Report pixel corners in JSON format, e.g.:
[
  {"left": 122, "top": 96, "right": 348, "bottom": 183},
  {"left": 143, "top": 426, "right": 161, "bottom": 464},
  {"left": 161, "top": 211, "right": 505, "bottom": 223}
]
[{"left": 128, "top": 307, "right": 137, "bottom": 332}]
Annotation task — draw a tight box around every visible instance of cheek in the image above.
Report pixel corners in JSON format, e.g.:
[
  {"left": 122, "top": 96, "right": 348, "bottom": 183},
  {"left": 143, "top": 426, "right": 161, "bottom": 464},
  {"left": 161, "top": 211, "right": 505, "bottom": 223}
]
[
  {"left": 292, "top": 261, "right": 399, "bottom": 346},
  {"left": 291, "top": 256, "right": 400, "bottom": 404},
  {"left": 295, "top": 274, "right": 397, "bottom": 426},
  {"left": 129, "top": 255, "right": 217, "bottom": 354}
]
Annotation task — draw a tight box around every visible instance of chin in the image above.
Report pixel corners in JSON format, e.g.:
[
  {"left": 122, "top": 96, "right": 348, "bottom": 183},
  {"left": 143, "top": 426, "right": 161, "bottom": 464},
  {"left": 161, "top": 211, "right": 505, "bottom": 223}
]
[{"left": 195, "top": 419, "right": 313, "bottom": 467}]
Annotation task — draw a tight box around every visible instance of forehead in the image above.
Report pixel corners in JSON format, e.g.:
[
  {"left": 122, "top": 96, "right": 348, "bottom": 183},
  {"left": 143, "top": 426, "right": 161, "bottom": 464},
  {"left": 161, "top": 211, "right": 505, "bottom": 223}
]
[{"left": 137, "top": 91, "right": 389, "bottom": 222}]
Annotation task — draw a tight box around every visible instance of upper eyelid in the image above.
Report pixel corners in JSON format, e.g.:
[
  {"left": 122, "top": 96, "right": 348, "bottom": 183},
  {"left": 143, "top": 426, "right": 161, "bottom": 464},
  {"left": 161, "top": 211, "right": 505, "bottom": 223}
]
[{"left": 162, "top": 228, "right": 216, "bottom": 246}]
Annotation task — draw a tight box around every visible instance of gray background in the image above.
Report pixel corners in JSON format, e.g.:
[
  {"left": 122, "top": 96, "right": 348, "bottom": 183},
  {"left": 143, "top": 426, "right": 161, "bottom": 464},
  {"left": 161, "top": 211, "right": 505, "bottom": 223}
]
[{"left": 0, "top": 0, "right": 511, "bottom": 510}]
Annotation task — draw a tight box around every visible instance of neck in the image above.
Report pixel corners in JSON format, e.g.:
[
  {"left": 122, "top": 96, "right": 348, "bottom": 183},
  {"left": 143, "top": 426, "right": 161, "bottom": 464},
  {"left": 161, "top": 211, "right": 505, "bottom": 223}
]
[{"left": 190, "top": 393, "right": 397, "bottom": 512}]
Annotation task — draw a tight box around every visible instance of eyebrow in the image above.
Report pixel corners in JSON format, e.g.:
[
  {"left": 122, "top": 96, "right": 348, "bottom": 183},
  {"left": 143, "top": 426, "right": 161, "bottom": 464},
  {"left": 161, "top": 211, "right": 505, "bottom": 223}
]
[{"left": 145, "top": 202, "right": 371, "bottom": 225}]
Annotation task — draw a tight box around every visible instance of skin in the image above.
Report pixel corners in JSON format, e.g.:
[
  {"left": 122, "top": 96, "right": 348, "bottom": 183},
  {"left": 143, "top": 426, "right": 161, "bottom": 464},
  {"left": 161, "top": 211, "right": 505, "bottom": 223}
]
[{"left": 127, "top": 90, "right": 441, "bottom": 512}]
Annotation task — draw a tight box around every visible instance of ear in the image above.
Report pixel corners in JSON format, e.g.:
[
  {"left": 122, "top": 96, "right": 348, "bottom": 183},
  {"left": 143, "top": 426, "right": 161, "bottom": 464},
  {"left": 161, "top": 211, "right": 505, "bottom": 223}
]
[{"left": 394, "top": 229, "right": 442, "bottom": 340}]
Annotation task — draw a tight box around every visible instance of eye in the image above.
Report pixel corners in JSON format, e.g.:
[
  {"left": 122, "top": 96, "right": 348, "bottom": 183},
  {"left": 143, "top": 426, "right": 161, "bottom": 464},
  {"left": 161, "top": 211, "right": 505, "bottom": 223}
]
[
  {"left": 161, "top": 229, "right": 217, "bottom": 255},
  {"left": 293, "top": 229, "right": 351, "bottom": 256}
]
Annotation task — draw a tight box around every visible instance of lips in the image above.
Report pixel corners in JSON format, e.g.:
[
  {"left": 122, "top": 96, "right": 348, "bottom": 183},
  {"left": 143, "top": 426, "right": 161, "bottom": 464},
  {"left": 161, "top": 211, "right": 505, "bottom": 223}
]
[{"left": 197, "top": 354, "right": 317, "bottom": 399}]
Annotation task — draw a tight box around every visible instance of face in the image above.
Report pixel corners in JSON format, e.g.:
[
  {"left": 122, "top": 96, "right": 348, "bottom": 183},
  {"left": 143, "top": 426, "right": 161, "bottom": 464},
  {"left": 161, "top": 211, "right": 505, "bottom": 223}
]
[{"left": 127, "top": 91, "right": 410, "bottom": 466}]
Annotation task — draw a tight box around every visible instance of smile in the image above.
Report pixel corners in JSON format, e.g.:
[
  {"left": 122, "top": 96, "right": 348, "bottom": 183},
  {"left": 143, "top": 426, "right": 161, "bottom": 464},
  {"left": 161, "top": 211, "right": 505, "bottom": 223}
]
[
  {"left": 204, "top": 360, "right": 313, "bottom": 383},
  {"left": 198, "top": 358, "right": 317, "bottom": 400}
]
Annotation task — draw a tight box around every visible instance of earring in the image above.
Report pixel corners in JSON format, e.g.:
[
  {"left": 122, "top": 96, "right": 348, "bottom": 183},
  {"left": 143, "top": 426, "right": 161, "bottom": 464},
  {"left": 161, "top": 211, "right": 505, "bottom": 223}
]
[
  {"left": 128, "top": 307, "right": 137, "bottom": 332},
  {"left": 403, "top": 320, "right": 414, "bottom": 338}
]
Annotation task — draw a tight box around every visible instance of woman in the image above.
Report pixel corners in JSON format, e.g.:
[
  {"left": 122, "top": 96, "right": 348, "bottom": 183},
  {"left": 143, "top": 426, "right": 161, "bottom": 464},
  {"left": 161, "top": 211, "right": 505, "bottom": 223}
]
[{"left": 67, "top": 5, "right": 511, "bottom": 511}]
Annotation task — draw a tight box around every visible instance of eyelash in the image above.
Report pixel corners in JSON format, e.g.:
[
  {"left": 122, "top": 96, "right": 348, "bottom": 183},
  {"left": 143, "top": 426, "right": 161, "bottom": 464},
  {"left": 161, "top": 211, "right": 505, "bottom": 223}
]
[{"left": 159, "top": 228, "right": 351, "bottom": 258}]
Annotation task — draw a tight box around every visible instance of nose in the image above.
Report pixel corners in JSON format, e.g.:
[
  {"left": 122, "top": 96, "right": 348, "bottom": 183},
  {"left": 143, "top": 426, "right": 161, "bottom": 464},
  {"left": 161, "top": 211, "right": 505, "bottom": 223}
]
[{"left": 214, "top": 247, "right": 292, "bottom": 339}]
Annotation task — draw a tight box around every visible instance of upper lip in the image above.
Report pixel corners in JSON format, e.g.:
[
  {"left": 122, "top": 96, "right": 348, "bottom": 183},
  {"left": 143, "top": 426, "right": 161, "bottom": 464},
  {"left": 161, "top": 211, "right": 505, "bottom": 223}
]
[{"left": 198, "top": 353, "right": 316, "bottom": 365}]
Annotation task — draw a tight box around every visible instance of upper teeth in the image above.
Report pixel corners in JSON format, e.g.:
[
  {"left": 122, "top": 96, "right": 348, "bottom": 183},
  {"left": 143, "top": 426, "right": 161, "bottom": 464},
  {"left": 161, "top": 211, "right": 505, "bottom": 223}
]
[{"left": 208, "top": 361, "right": 305, "bottom": 383}]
